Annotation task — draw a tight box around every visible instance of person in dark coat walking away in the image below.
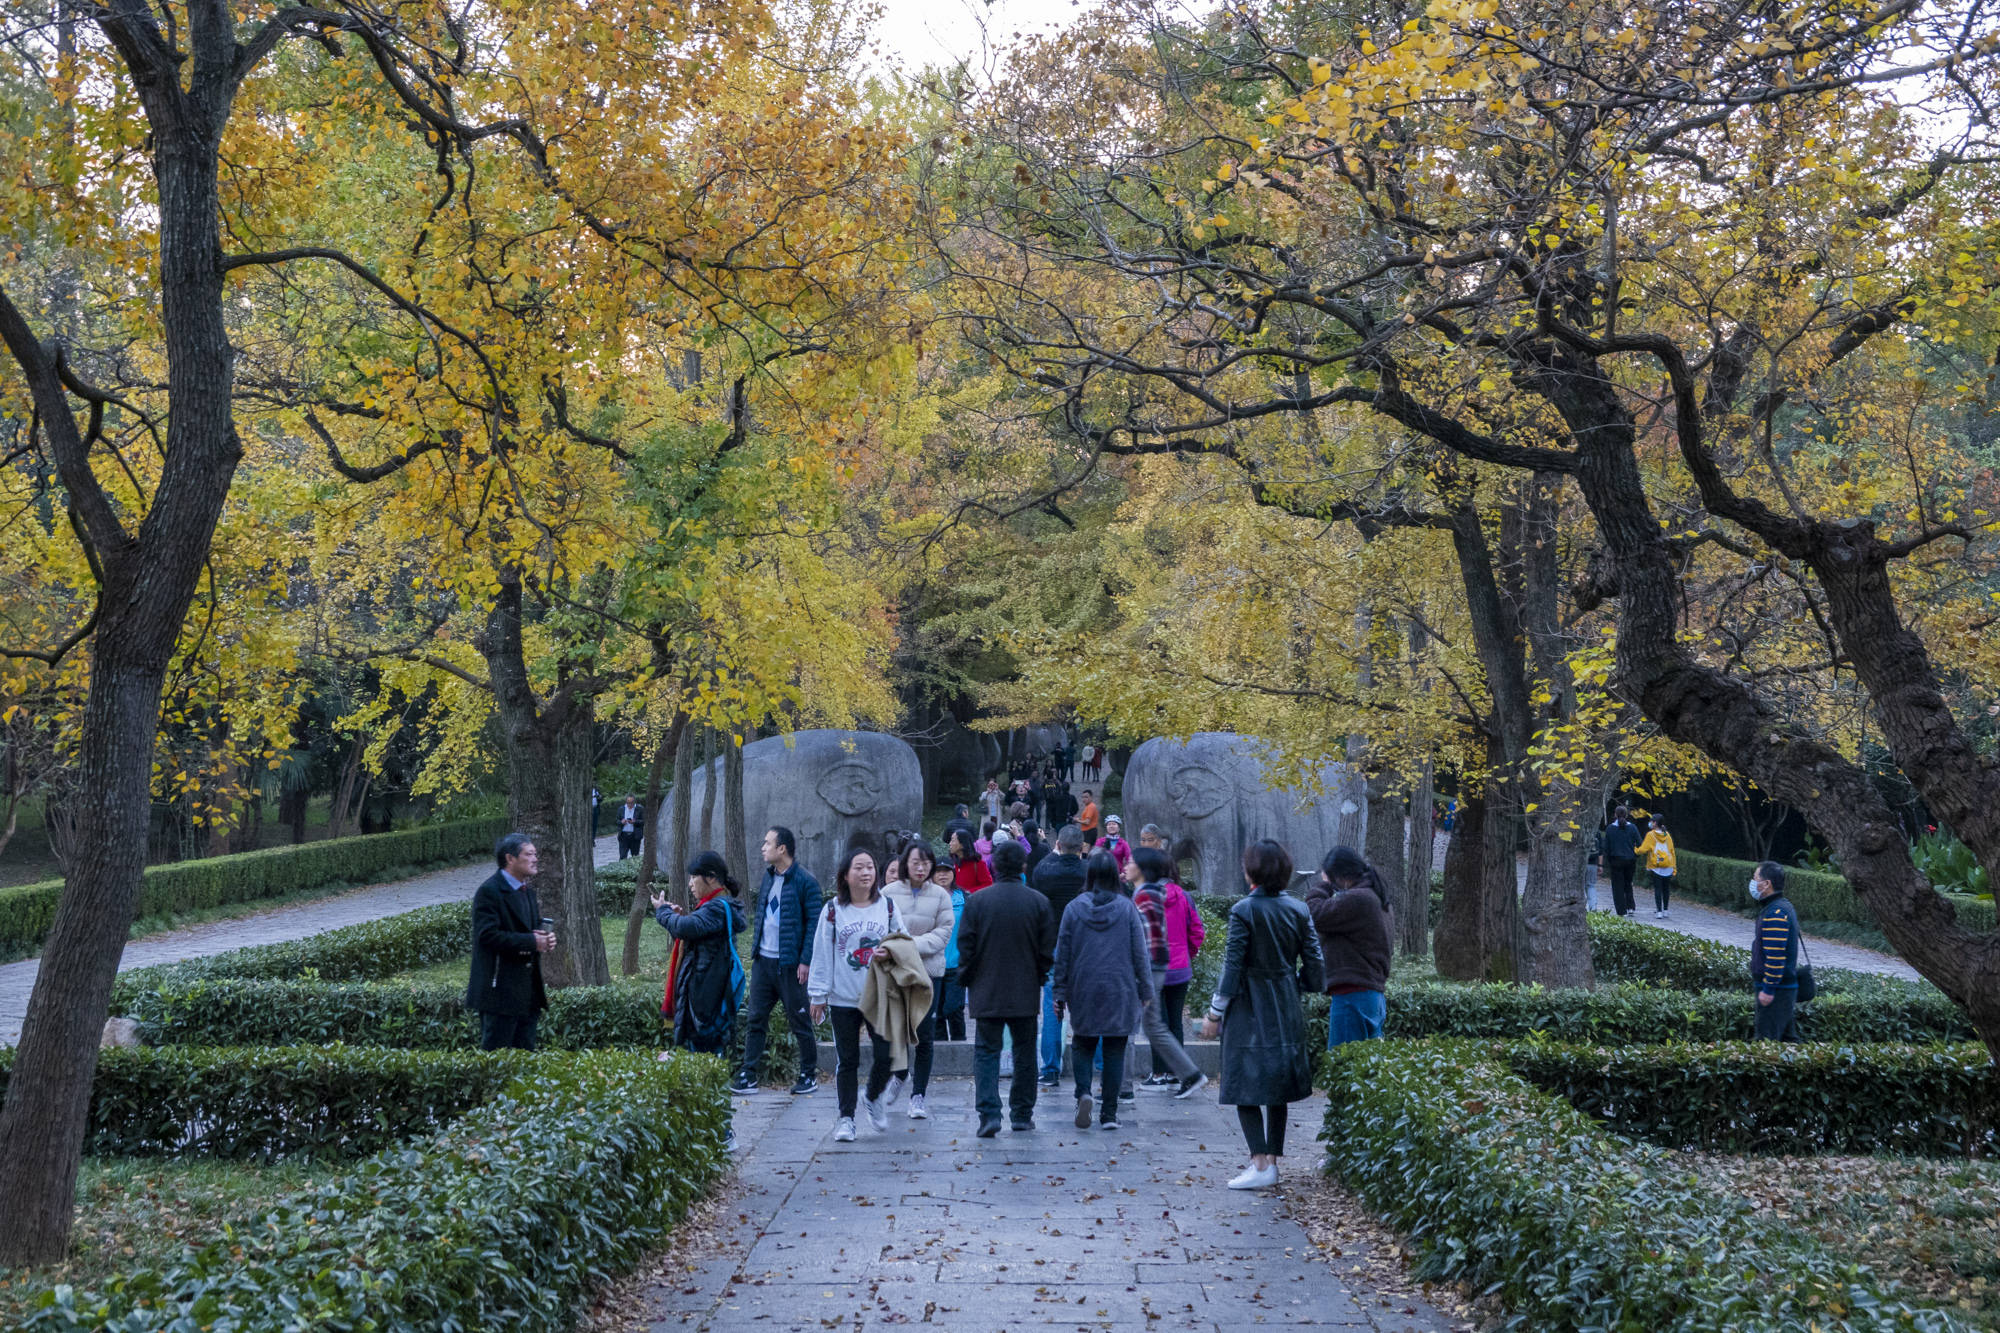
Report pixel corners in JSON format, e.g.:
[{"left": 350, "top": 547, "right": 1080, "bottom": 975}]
[
  {"left": 652, "top": 850, "right": 747, "bottom": 1054},
  {"left": 1750, "top": 861, "right": 1802, "bottom": 1041},
  {"left": 733, "top": 826, "right": 824, "bottom": 1096},
  {"left": 1031, "top": 824, "right": 1090, "bottom": 1085},
  {"left": 1201, "top": 839, "right": 1325, "bottom": 1190},
  {"left": 1303, "top": 846, "right": 1391, "bottom": 1047},
  {"left": 467, "top": 833, "right": 555, "bottom": 1050},
  {"left": 1597, "top": 806, "right": 1642, "bottom": 916},
  {"left": 1052, "top": 851, "right": 1150, "bottom": 1132},
  {"left": 955, "top": 839, "right": 1056, "bottom": 1137}
]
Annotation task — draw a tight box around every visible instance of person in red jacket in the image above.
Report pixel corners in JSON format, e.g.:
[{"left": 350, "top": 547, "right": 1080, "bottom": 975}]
[{"left": 949, "top": 828, "right": 993, "bottom": 893}]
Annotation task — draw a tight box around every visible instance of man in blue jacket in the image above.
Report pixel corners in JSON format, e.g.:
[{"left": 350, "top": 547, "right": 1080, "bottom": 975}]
[
  {"left": 1750, "top": 861, "right": 1801, "bottom": 1042},
  {"left": 733, "top": 826, "right": 824, "bottom": 1095}
]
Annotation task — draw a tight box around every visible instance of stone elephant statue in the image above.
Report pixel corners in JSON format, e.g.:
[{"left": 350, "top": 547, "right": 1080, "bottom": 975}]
[{"left": 1120, "top": 732, "right": 1363, "bottom": 895}]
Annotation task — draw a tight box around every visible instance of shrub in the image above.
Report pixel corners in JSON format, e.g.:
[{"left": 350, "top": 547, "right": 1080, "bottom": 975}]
[
  {"left": 127, "top": 978, "right": 666, "bottom": 1050},
  {"left": 20, "top": 1048, "right": 730, "bottom": 1333},
  {"left": 0, "top": 817, "right": 507, "bottom": 953},
  {"left": 0, "top": 1045, "right": 523, "bottom": 1161},
  {"left": 1320, "top": 1040, "right": 1963, "bottom": 1331},
  {"left": 1584, "top": 912, "right": 1932, "bottom": 998},
  {"left": 1502, "top": 1040, "right": 2000, "bottom": 1157},
  {"left": 1677, "top": 849, "right": 1994, "bottom": 934},
  {"left": 112, "top": 902, "right": 469, "bottom": 1004}
]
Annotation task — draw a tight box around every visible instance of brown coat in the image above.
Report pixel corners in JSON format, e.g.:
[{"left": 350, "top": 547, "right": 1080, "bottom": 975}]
[{"left": 860, "top": 933, "right": 935, "bottom": 1073}]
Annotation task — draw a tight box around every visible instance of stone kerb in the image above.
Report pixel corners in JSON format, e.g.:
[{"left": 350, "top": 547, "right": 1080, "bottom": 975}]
[
  {"left": 657, "top": 729, "right": 925, "bottom": 885},
  {"left": 1122, "top": 732, "right": 1364, "bottom": 895}
]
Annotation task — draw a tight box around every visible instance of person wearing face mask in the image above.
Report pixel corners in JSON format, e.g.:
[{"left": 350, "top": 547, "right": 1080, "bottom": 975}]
[{"left": 1749, "top": 861, "right": 1802, "bottom": 1041}]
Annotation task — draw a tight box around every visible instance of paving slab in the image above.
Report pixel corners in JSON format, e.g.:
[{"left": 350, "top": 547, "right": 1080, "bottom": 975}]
[{"left": 634, "top": 1078, "right": 1460, "bottom": 1333}]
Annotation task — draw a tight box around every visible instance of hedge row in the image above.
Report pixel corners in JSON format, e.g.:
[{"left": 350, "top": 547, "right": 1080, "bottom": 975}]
[
  {"left": 1584, "top": 912, "right": 1933, "bottom": 998},
  {"left": 113, "top": 902, "right": 469, "bottom": 1003},
  {"left": 1319, "top": 1040, "right": 1963, "bottom": 1332},
  {"left": 1677, "top": 849, "right": 1995, "bottom": 935},
  {"left": 0, "top": 816, "right": 507, "bottom": 953},
  {"left": 0, "top": 1044, "right": 521, "bottom": 1161},
  {"left": 20, "top": 1047, "right": 730, "bottom": 1333},
  {"left": 1503, "top": 1040, "right": 1999, "bottom": 1157}
]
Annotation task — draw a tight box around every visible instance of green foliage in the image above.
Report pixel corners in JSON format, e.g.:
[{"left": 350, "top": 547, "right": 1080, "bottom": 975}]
[
  {"left": 19, "top": 1049, "right": 730, "bottom": 1333},
  {"left": 0, "top": 818, "right": 506, "bottom": 954},
  {"left": 1583, "top": 912, "right": 1936, "bottom": 998},
  {"left": 126, "top": 978, "right": 666, "bottom": 1050},
  {"left": 1386, "top": 981, "right": 1973, "bottom": 1045},
  {"left": 0, "top": 1045, "right": 521, "bottom": 1162},
  {"left": 1319, "top": 1040, "right": 1965, "bottom": 1332},
  {"left": 1910, "top": 831, "right": 1992, "bottom": 898},
  {"left": 1677, "top": 850, "right": 1995, "bottom": 934},
  {"left": 113, "top": 902, "right": 468, "bottom": 1004},
  {"left": 1503, "top": 1041, "right": 2000, "bottom": 1157}
]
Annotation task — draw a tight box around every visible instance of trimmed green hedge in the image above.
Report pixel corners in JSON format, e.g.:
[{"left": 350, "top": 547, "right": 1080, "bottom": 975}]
[
  {"left": 0, "top": 817, "right": 507, "bottom": 953},
  {"left": 1503, "top": 1040, "right": 1999, "bottom": 1157},
  {"left": 1584, "top": 912, "right": 1934, "bottom": 998},
  {"left": 0, "top": 1045, "right": 521, "bottom": 1161},
  {"left": 20, "top": 1047, "right": 729, "bottom": 1333},
  {"left": 1319, "top": 1040, "right": 1963, "bottom": 1331},
  {"left": 1387, "top": 980, "right": 1973, "bottom": 1045},
  {"left": 126, "top": 978, "right": 666, "bottom": 1051},
  {"left": 113, "top": 901, "right": 469, "bottom": 1003},
  {"left": 1677, "top": 849, "right": 1995, "bottom": 934}
]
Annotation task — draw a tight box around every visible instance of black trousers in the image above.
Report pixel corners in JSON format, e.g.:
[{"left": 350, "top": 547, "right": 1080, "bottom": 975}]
[
  {"left": 1754, "top": 988, "right": 1801, "bottom": 1042},
  {"left": 741, "top": 954, "right": 817, "bottom": 1080},
  {"left": 933, "top": 967, "right": 966, "bottom": 1041},
  {"left": 829, "top": 1006, "right": 892, "bottom": 1117},
  {"left": 480, "top": 1012, "right": 538, "bottom": 1051},
  {"left": 1074, "top": 1035, "right": 1126, "bottom": 1121},
  {"left": 1652, "top": 872, "right": 1674, "bottom": 913},
  {"left": 617, "top": 830, "right": 642, "bottom": 859},
  {"left": 1152, "top": 981, "right": 1190, "bottom": 1075},
  {"left": 1606, "top": 860, "right": 1637, "bottom": 915},
  {"left": 893, "top": 1007, "right": 938, "bottom": 1096},
  {"left": 974, "top": 1015, "right": 1039, "bottom": 1124},
  {"left": 1237, "top": 1104, "right": 1289, "bottom": 1157}
]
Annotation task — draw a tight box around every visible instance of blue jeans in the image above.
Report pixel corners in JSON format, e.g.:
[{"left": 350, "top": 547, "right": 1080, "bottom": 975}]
[
  {"left": 1040, "top": 981, "right": 1063, "bottom": 1079},
  {"left": 1326, "top": 990, "right": 1387, "bottom": 1048}
]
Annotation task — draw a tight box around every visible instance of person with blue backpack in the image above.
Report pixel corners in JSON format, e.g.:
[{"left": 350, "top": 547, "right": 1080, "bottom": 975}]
[{"left": 654, "top": 851, "right": 748, "bottom": 1145}]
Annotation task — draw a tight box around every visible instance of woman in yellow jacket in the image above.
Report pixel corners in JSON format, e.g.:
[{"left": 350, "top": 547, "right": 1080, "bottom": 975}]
[{"left": 1637, "top": 816, "right": 1677, "bottom": 918}]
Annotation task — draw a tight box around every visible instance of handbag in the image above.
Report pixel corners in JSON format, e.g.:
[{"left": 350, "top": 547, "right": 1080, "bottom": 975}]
[{"left": 1795, "top": 929, "right": 1817, "bottom": 1003}]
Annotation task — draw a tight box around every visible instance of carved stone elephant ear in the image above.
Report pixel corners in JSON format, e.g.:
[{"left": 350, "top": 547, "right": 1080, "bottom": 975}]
[
  {"left": 1167, "top": 763, "right": 1232, "bottom": 820},
  {"left": 817, "top": 761, "right": 885, "bottom": 817}
]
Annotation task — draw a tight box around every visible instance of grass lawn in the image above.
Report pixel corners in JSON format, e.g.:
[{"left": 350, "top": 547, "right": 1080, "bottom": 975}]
[
  {"left": 0, "top": 1157, "right": 339, "bottom": 1322},
  {"left": 1690, "top": 1153, "right": 2000, "bottom": 1328}
]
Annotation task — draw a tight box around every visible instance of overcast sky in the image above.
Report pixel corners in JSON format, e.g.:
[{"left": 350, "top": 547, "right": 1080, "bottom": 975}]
[{"left": 864, "top": 0, "right": 1086, "bottom": 75}]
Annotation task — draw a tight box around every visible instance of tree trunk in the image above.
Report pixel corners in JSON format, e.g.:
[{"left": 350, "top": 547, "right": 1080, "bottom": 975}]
[
  {"left": 698, "top": 725, "right": 719, "bottom": 850},
  {"left": 1434, "top": 775, "right": 1522, "bottom": 984},
  {"left": 668, "top": 716, "right": 697, "bottom": 911},
  {"left": 1520, "top": 785, "right": 1596, "bottom": 989},
  {"left": 724, "top": 727, "right": 750, "bottom": 891},
  {"left": 1364, "top": 766, "right": 1408, "bottom": 942},
  {"left": 1399, "top": 761, "right": 1435, "bottom": 956},
  {"left": 481, "top": 577, "right": 610, "bottom": 987},
  {"left": 1435, "top": 790, "right": 1486, "bottom": 980},
  {"left": 623, "top": 715, "right": 686, "bottom": 977},
  {"left": 0, "top": 71, "right": 244, "bottom": 1261}
]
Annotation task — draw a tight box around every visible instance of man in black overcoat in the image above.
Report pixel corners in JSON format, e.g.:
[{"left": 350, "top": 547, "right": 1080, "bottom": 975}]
[
  {"left": 467, "top": 832, "right": 555, "bottom": 1050},
  {"left": 956, "top": 839, "right": 1056, "bottom": 1137}
]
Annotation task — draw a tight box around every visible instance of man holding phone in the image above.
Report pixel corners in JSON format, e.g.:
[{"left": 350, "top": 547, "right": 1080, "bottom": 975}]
[{"left": 467, "top": 832, "right": 556, "bottom": 1050}]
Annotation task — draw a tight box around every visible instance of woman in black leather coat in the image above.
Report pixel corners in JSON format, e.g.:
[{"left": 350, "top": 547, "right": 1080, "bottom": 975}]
[{"left": 1200, "top": 839, "right": 1325, "bottom": 1190}]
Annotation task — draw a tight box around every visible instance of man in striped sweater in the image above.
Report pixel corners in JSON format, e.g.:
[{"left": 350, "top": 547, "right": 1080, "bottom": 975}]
[{"left": 1750, "top": 861, "right": 1801, "bottom": 1042}]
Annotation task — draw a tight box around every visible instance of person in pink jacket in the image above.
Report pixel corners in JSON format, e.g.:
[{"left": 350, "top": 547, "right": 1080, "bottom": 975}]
[
  {"left": 1139, "top": 823, "right": 1205, "bottom": 1086},
  {"left": 1094, "top": 814, "right": 1132, "bottom": 872}
]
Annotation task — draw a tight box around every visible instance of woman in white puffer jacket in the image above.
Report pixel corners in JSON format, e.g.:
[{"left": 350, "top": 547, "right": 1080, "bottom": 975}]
[{"left": 882, "top": 840, "right": 956, "bottom": 1119}]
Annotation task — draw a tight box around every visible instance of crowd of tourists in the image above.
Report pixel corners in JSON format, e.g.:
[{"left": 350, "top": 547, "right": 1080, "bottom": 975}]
[{"left": 467, "top": 774, "right": 1805, "bottom": 1180}]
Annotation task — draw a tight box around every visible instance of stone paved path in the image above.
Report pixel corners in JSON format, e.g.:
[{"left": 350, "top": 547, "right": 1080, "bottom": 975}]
[
  {"left": 638, "top": 1077, "right": 1460, "bottom": 1333},
  {"left": 0, "top": 834, "right": 623, "bottom": 1045}
]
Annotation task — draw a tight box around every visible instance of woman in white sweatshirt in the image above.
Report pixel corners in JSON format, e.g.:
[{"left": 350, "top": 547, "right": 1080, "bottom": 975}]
[
  {"left": 808, "top": 847, "right": 904, "bottom": 1141},
  {"left": 882, "top": 840, "right": 955, "bottom": 1120}
]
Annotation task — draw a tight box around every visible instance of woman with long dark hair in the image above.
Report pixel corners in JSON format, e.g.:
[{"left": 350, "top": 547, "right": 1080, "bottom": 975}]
[
  {"left": 950, "top": 828, "right": 993, "bottom": 893},
  {"left": 807, "top": 847, "right": 904, "bottom": 1142},
  {"left": 1201, "top": 839, "right": 1325, "bottom": 1190}
]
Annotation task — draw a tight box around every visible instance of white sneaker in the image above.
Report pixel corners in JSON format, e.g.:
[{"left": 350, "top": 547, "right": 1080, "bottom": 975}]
[
  {"left": 1228, "top": 1163, "right": 1279, "bottom": 1190},
  {"left": 882, "top": 1075, "right": 905, "bottom": 1108},
  {"left": 907, "top": 1094, "right": 929, "bottom": 1120},
  {"left": 865, "top": 1094, "right": 890, "bottom": 1131},
  {"left": 834, "top": 1117, "right": 857, "bottom": 1142}
]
